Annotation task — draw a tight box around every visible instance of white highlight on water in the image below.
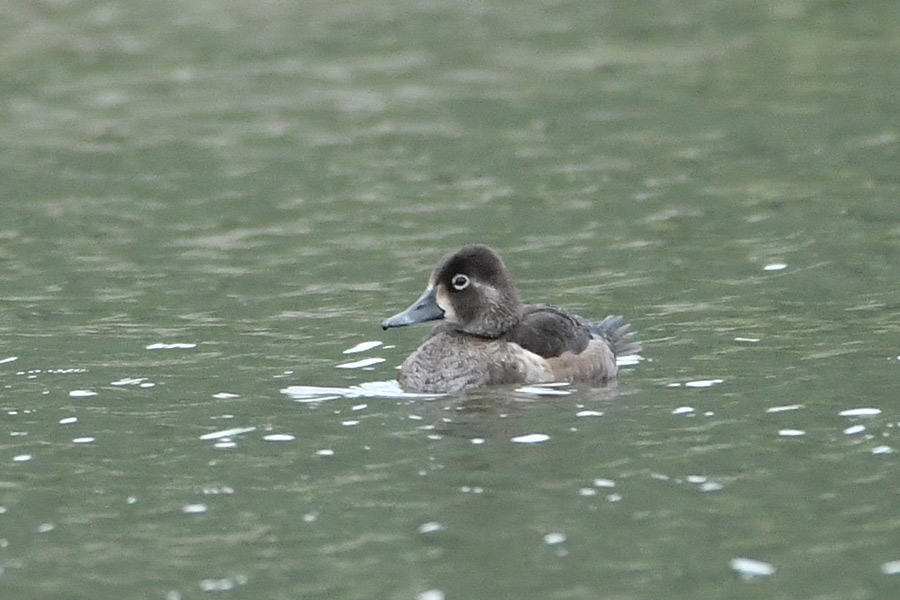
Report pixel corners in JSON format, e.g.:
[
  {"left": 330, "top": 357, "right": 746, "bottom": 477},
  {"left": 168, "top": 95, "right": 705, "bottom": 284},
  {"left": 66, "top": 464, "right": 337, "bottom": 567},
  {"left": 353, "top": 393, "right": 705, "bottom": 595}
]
[
  {"left": 516, "top": 385, "right": 571, "bottom": 396},
  {"left": 778, "top": 429, "right": 806, "bottom": 437},
  {"left": 335, "top": 357, "right": 386, "bottom": 369},
  {"left": 881, "top": 560, "right": 900, "bottom": 575},
  {"left": 111, "top": 377, "right": 147, "bottom": 386},
  {"left": 730, "top": 557, "right": 776, "bottom": 579},
  {"left": 146, "top": 343, "right": 197, "bottom": 350},
  {"left": 576, "top": 410, "right": 604, "bottom": 417},
  {"left": 199, "top": 427, "right": 256, "bottom": 441},
  {"left": 199, "top": 578, "right": 246, "bottom": 592},
  {"left": 766, "top": 404, "right": 804, "bottom": 413},
  {"left": 616, "top": 353, "right": 643, "bottom": 367},
  {"left": 685, "top": 379, "right": 724, "bottom": 388},
  {"left": 343, "top": 341, "right": 383, "bottom": 354},
  {"left": 543, "top": 532, "right": 566, "bottom": 545},
  {"left": 282, "top": 381, "right": 437, "bottom": 403},
  {"left": 839, "top": 408, "right": 881, "bottom": 417},
  {"left": 511, "top": 433, "right": 550, "bottom": 444},
  {"left": 418, "top": 522, "right": 444, "bottom": 534}
]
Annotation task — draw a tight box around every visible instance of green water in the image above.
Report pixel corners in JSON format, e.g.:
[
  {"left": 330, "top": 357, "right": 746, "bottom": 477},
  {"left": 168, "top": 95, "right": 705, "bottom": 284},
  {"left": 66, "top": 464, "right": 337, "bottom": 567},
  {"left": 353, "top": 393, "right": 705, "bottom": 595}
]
[{"left": 2, "top": 1, "right": 900, "bottom": 598}]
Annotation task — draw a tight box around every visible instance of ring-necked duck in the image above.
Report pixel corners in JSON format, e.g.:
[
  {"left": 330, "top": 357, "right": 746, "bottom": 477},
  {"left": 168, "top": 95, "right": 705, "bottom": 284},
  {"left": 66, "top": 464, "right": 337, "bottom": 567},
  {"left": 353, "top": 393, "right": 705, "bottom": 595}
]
[{"left": 382, "top": 244, "right": 639, "bottom": 393}]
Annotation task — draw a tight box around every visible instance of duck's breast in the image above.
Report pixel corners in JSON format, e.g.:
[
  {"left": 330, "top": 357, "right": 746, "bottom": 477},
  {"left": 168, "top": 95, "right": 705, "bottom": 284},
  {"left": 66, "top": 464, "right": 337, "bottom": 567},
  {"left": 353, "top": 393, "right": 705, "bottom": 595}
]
[{"left": 397, "top": 332, "right": 553, "bottom": 393}]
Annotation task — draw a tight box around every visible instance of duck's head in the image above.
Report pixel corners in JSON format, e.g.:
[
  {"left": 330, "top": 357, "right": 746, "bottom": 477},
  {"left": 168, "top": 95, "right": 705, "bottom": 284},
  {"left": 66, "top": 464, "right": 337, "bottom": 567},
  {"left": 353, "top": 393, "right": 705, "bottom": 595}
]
[{"left": 382, "top": 244, "right": 523, "bottom": 338}]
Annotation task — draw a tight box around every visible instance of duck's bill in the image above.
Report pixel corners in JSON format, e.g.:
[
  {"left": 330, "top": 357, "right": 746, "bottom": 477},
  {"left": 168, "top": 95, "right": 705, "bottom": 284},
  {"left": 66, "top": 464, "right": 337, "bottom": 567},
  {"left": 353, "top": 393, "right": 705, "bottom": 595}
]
[{"left": 382, "top": 286, "right": 444, "bottom": 329}]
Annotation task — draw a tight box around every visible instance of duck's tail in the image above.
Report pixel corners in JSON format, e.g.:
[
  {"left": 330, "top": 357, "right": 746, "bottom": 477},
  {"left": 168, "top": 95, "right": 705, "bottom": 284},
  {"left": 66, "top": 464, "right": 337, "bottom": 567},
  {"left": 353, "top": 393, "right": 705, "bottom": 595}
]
[{"left": 586, "top": 315, "right": 641, "bottom": 358}]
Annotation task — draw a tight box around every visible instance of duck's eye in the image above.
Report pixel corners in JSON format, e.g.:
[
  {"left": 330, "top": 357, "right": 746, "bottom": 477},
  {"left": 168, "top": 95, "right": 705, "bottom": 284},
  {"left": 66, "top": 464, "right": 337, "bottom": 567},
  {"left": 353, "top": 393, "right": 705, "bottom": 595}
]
[{"left": 451, "top": 274, "right": 470, "bottom": 291}]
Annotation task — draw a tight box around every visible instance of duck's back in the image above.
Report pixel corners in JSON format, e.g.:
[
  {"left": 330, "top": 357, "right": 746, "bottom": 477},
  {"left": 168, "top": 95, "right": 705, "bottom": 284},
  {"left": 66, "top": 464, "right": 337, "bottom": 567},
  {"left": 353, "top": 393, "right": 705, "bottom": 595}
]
[
  {"left": 504, "top": 305, "right": 591, "bottom": 358},
  {"left": 505, "top": 305, "right": 639, "bottom": 385}
]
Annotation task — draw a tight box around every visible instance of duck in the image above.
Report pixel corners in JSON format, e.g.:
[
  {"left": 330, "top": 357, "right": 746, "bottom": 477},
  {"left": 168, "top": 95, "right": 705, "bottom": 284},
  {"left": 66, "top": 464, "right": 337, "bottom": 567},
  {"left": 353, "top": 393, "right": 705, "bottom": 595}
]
[{"left": 381, "top": 244, "right": 639, "bottom": 393}]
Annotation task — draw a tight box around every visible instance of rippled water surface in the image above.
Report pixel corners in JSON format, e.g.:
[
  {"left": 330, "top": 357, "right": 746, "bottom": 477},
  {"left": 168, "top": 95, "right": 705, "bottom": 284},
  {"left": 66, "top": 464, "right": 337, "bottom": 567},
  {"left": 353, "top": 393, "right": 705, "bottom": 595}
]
[{"left": 2, "top": 1, "right": 900, "bottom": 598}]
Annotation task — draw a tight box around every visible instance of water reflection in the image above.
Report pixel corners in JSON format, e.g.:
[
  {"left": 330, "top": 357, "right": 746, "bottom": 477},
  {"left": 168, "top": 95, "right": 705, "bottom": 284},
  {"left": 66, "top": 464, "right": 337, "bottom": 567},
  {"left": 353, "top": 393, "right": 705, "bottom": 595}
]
[
  {"left": 282, "top": 380, "right": 438, "bottom": 402},
  {"left": 2, "top": 0, "right": 900, "bottom": 598}
]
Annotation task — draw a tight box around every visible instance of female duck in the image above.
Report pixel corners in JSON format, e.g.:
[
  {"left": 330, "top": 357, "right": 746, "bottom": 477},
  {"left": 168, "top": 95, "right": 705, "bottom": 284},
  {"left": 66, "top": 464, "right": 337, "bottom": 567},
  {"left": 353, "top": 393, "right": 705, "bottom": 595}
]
[{"left": 382, "top": 244, "right": 639, "bottom": 393}]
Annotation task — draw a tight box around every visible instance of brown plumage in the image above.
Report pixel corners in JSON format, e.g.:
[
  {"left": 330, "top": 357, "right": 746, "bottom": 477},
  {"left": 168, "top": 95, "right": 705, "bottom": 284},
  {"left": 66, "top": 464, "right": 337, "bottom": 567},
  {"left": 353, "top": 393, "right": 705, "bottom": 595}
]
[{"left": 382, "top": 244, "right": 639, "bottom": 393}]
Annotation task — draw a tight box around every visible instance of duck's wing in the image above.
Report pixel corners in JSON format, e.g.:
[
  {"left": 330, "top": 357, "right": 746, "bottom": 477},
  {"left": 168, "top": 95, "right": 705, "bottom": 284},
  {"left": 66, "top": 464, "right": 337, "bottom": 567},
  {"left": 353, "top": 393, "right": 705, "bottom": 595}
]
[
  {"left": 505, "top": 304, "right": 592, "bottom": 358},
  {"left": 507, "top": 305, "right": 639, "bottom": 386},
  {"left": 509, "top": 306, "right": 641, "bottom": 359}
]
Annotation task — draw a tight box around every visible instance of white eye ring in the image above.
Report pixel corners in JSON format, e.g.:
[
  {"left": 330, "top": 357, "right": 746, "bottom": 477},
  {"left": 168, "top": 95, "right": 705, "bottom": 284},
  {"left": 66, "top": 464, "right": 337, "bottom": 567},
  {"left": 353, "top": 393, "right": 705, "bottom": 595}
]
[{"left": 451, "top": 274, "right": 470, "bottom": 291}]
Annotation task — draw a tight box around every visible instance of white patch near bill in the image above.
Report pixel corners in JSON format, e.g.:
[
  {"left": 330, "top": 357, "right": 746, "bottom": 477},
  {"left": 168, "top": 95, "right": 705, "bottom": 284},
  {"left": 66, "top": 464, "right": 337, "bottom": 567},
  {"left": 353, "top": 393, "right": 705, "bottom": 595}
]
[{"left": 434, "top": 285, "right": 458, "bottom": 323}]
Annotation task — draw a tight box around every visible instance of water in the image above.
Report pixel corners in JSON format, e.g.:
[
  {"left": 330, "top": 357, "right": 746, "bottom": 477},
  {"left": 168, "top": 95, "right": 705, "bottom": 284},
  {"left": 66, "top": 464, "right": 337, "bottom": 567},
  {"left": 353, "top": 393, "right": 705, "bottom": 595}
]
[{"left": 2, "top": 0, "right": 900, "bottom": 598}]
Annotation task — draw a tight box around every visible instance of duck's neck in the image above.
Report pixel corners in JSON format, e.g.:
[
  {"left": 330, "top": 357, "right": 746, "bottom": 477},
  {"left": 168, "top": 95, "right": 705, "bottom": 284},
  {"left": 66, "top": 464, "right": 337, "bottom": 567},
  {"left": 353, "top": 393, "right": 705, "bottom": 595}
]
[{"left": 462, "top": 289, "right": 523, "bottom": 338}]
